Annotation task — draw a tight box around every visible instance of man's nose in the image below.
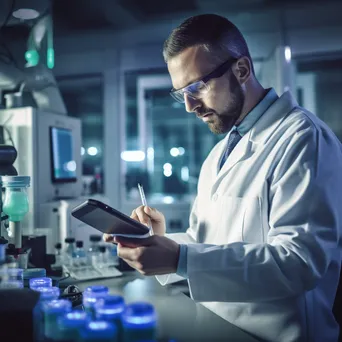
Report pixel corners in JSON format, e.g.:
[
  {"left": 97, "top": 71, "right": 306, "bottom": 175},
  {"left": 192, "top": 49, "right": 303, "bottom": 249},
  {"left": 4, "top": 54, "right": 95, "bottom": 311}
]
[{"left": 184, "top": 93, "right": 202, "bottom": 113}]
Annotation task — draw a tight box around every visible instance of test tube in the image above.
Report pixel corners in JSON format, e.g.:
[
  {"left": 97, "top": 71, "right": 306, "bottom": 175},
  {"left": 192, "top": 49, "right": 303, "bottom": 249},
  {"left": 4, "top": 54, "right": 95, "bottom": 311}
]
[
  {"left": 79, "top": 321, "right": 117, "bottom": 342},
  {"left": 57, "top": 311, "right": 90, "bottom": 341},
  {"left": 122, "top": 302, "right": 157, "bottom": 342},
  {"left": 42, "top": 299, "right": 72, "bottom": 340},
  {"left": 95, "top": 295, "right": 125, "bottom": 341},
  {"left": 29, "top": 277, "right": 52, "bottom": 289},
  {"left": 82, "top": 285, "right": 109, "bottom": 318}
]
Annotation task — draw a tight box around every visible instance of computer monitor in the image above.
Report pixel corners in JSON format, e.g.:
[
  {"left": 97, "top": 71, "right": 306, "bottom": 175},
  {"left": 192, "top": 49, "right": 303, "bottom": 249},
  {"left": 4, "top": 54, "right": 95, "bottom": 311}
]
[{"left": 50, "top": 126, "right": 77, "bottom": 183}]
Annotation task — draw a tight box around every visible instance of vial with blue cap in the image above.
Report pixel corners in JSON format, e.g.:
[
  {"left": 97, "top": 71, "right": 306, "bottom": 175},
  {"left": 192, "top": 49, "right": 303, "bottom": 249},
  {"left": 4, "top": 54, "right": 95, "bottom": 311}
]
[
  {"left": 82, "top": 285, "right": 109, "bottom": 318},
  {"left": 42, "top": 299, "right": 72, "bottom": 340},
  {"left": 29, "top": 277, "right": 52, "bottom": 290},
  {"left": 79, "top": 320, "right": 117, "bottom": 342},
  {"left": 0, "top": 267, "right": 24, "bottom": 288},
  {"left": 23, "top": 268, "right": 46, "bottom": 287},
  {"left": 95, "top": 295, "right": 125, "bottom": 340},
  {"left": 56, "top": 311, "right": 90, "bottom": 341},
  {"left": 33, "top": 286, "right": 60, "bottom": 342},
  {"left": 122, "top": 302, "right": 157, "bottom": 342}
]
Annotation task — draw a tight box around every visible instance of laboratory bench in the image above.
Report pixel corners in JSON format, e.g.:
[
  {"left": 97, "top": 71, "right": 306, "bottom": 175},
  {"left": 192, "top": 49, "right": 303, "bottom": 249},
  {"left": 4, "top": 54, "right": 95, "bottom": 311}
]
[{"left": 60, "top": 271, "right": 260, "bottom": 342}]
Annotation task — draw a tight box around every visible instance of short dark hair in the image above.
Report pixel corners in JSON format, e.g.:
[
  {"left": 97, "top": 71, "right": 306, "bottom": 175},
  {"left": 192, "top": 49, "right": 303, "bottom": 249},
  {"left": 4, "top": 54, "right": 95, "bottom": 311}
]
[{"left": 163, "top": 14, "right": 254, "bottom": 74}]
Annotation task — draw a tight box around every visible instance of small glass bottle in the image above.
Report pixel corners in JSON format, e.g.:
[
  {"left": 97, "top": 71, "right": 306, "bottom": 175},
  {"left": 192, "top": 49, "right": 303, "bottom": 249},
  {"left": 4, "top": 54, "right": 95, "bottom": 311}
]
[
  {"left": 88, "top": 235, "right": 101, "bottom": 266},
  {"left": 4, "top": 267, "right": 24, "bottom": 288},
  {"left": 82, "top": 285, "right": 109, "bottom": 319},
  {"left": 95, "top": 246, "right": 107, "bottom": 269},
  {"left": 74, "top": 240, "right": 87, "bottom": 267},
  {"left": 64, "top": 237, "right": 76, "bottom": 266},
  {"left": 33, "top": 286, "right": 60, "bottom": 342},
  {"left": 79, "top": 321, "right": 117, "bottom": 342},
  {"left": 109, "top": 244, "right": 119, "bottom": 266},
  {"left": 54, "top": 242, "right": 63, "bottom": 267},
  {"left": 95, "top": 295, "right": 125, "bottom": 341},
  {"left": 42, "top": 299, "right": 72, "bottom": 340},
  {"left": 122, "top": 302, "right": 157, "bottom": 342},
  {"left": 57, "top": 311, "right": 90, "bottom": 342}
]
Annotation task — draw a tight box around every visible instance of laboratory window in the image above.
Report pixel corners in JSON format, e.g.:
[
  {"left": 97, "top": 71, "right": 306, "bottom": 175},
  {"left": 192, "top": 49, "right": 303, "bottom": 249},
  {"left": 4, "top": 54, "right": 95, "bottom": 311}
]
[
  {"left": 296, "top": 56, "right": 342, "bottom": 141},
  {"left": 123, "top": 70, "right": 223, "bottom": 203}
]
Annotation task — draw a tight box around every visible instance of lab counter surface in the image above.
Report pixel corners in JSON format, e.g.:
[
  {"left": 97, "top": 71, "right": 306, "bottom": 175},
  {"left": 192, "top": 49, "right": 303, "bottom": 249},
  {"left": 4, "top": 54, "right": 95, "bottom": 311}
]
[{"left": 61, "top": 272, "right": 260, "bottom": 342}]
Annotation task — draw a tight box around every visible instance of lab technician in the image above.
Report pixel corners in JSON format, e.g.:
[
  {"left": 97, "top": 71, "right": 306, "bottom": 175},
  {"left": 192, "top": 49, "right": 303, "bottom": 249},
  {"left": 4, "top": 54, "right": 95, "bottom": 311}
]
[{"left": 105, "top": 14, "right": 342, "bottom": 342}]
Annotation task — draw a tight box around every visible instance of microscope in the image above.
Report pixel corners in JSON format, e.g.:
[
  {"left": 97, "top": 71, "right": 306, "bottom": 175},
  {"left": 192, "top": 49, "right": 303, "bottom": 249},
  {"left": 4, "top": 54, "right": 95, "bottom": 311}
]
[{"left": 0, "top": 143, "right": 30, "bottom": 268}]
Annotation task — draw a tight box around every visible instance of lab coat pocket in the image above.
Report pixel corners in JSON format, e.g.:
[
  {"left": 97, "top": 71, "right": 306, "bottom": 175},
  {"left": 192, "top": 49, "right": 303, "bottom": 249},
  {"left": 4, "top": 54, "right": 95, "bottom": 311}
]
[
  {"left": 218, "top": 196, "right": 246, "bottom": 243},
  {"left": 241, "top": 196, "right": 264, "bottom": 243},
  {"left": 218, "top": 196, "right": 263, "bottom": 244}
]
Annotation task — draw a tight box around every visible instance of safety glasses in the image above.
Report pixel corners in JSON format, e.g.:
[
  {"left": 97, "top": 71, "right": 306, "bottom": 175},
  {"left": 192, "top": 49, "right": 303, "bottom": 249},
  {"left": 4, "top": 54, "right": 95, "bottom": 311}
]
[{"left": 170, "top": 58, "right": 237, "bottom": 103}]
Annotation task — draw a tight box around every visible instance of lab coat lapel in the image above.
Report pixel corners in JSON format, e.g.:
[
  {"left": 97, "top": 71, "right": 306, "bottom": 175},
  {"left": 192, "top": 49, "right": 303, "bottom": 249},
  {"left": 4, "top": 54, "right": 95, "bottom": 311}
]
[
  {"left": 212, "top": 91, "right": 299, "bottom": 183},
  {"left": 216, "top": 133, "right": 251, "bottom": 175}
]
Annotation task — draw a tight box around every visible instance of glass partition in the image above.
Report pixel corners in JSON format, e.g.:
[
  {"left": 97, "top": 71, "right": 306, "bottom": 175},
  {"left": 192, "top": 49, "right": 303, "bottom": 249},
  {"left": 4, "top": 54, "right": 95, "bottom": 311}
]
[
  {"left": 296, "top": 56, "right": 342, "bottom": 141},
  {"left": 123, "top": 70, "right": 222, "bottom": 203}
]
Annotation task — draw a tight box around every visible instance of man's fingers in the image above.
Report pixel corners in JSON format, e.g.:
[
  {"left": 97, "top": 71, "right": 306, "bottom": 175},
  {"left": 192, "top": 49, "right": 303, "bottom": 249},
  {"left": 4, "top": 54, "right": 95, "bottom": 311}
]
[
  {"left": 117, "top": 245, "right": 145, "bottom": 262},
  {"left": 143, "top": 206, "right": 163, "bottom": 222},
  {"left": 115, "top": 236, "right": 154, "bottom": 247},
  {"left": 130, "top": 209, "right": 139, "bottom": 221},
  {"left": 103, "top": 234, "right": 114, "bottom": 243},
  {"left": 135, "top": 206, "right": 151, "bottom": 226}
]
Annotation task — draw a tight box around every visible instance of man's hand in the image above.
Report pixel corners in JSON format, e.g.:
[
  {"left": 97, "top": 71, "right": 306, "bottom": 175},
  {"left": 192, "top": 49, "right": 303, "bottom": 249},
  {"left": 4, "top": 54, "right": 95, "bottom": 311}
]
[
  {"left": 115, "top": 235, "right": 180, "bottom": 276},
  {"left": 103, "top": 206, "right": 166, "bottom": 243}
]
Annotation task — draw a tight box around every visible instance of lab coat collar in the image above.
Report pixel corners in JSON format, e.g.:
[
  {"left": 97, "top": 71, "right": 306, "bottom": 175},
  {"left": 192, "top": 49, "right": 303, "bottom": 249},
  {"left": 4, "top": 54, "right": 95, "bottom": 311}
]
[
  {"left": 249, "top": 91, "right": 299, "bottom": 145},
  {"left": 215, "top": 91, "right": 298, "bottom": 177}
]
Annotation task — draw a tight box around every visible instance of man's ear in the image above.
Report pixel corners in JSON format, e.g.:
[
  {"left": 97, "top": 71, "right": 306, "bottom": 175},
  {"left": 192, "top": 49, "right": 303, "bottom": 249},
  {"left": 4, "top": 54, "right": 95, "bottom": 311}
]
[{"left": 232, "top": 57, "right": 252, "bottom": 85}]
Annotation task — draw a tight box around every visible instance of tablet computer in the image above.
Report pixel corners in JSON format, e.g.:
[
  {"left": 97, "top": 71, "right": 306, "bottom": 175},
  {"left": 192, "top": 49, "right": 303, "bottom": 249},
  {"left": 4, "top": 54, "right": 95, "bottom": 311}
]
[{"left": 71, "top": 199, "right": 151, "bottom": 238}]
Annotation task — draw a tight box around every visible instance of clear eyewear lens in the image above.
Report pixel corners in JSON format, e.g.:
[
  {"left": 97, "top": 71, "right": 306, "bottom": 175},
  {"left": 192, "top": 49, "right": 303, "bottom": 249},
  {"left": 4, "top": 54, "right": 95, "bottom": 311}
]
[{"left": 170, "top": 81, "right": 210, "bottom": 103}]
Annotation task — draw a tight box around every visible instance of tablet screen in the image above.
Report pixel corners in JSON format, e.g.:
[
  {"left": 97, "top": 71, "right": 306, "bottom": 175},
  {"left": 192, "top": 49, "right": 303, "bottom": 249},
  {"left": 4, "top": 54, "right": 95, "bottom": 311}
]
[{"left": 81, "top": 206, "right": 150, "bottom": 236}]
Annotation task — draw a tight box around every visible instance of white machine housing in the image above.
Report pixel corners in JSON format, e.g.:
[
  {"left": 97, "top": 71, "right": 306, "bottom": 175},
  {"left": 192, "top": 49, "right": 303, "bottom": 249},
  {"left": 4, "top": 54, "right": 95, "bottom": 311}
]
[{"left": 0, "top": 107, "right": 82, "bottom": 235}]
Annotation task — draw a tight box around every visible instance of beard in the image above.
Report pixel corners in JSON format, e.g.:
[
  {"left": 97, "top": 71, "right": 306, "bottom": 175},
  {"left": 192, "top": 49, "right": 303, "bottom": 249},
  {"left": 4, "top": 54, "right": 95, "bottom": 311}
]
[{"left": 201, "top": 72, "right": 245, "bottom": 135}]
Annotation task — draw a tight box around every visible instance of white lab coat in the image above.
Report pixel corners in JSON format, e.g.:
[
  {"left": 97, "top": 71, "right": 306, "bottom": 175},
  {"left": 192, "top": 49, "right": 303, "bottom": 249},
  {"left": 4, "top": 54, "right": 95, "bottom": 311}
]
[{"left": 157, "top": 91, "right": 342, "bottom": 342}]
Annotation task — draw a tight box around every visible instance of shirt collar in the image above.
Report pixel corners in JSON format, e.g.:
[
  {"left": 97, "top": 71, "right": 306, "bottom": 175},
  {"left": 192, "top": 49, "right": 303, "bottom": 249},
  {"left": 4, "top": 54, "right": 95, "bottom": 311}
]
[{"left": 232, "top": 88, "right": 278, "bottom": 136}]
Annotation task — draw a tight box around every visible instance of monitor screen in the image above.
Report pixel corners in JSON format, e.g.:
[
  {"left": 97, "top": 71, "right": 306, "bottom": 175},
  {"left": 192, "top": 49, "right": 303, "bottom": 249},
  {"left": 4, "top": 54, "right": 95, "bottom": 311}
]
[{"left": 50, "top": 127, "right": 77, "bottom": 183}]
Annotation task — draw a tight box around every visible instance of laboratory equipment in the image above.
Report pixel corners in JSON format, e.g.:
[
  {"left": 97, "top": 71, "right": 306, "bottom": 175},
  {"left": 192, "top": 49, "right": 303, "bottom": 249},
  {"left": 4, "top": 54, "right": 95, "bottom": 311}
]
[
  {"left": 1, "top": 176, "right": 31, "bottom": 267},
  {"left": 83, "top": 285, "right": 109, "bottom": 319},
  {"left": 95, "top": 295, "right": 125, "bottom": 341},
  {"left": 88, "top": 234, "right": 101, "bottom": 266},
  {"left": 42, "top": 299, "right": 72, "bottom": 340},
  {"left": 62, "top": 262, "right": 122, "bottom": 281},
  {"left": 51, "top": 242, "right": 62, "bottom": 269},
  {"left": 122, "top": 302, "right": 157, "bottom": 342},
  {"left": 64, "top": 237, "right": 76, "bottom": 266},
  {"left": 57, "top": 311, "right": 90, "bottom": 341},
  {"left": 79, "top": 321, "right": 117, "bottom": 342},
  {"left": 0, "top": 107, "right": 82, "bottom": 237},
  {"left": 97, "top": 246, "right": 107, "bottom": 269},
  {"left": 73, "top": 240, "right": 87, "bottom": 267},
  {"left": 33, "top": 286, "right": 60, "bottom": 342},
  {"left": 23, "top": 267, "right": 46, "bottom": 287},
  {"left": 0, "top": 265, "right": 24, "bottom": 289},
  {"left": 29, "top": 277, "right": 52, "bottom": 289},
  {"left": 7, "top": 267, "right": 24, "bottom": 287}
]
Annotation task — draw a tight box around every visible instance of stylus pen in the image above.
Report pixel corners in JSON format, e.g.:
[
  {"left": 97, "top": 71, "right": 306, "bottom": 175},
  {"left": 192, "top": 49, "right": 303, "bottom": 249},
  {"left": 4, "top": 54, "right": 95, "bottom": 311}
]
[{"left": 137, "top": 183, "right": 153, "bottom": 236}]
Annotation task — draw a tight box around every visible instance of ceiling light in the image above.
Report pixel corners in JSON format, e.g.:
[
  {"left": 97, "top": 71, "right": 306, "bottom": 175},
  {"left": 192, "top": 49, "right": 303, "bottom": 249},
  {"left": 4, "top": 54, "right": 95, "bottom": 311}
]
[{"left": 12, "top": 8, "right": 40, "bottom": 20}]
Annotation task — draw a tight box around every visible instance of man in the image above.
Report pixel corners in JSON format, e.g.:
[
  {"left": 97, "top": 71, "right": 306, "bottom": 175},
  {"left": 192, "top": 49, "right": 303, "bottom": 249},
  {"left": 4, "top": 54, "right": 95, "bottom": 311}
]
[{"left": 105, "top": 14, "right": 342, "bottom": 342}]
